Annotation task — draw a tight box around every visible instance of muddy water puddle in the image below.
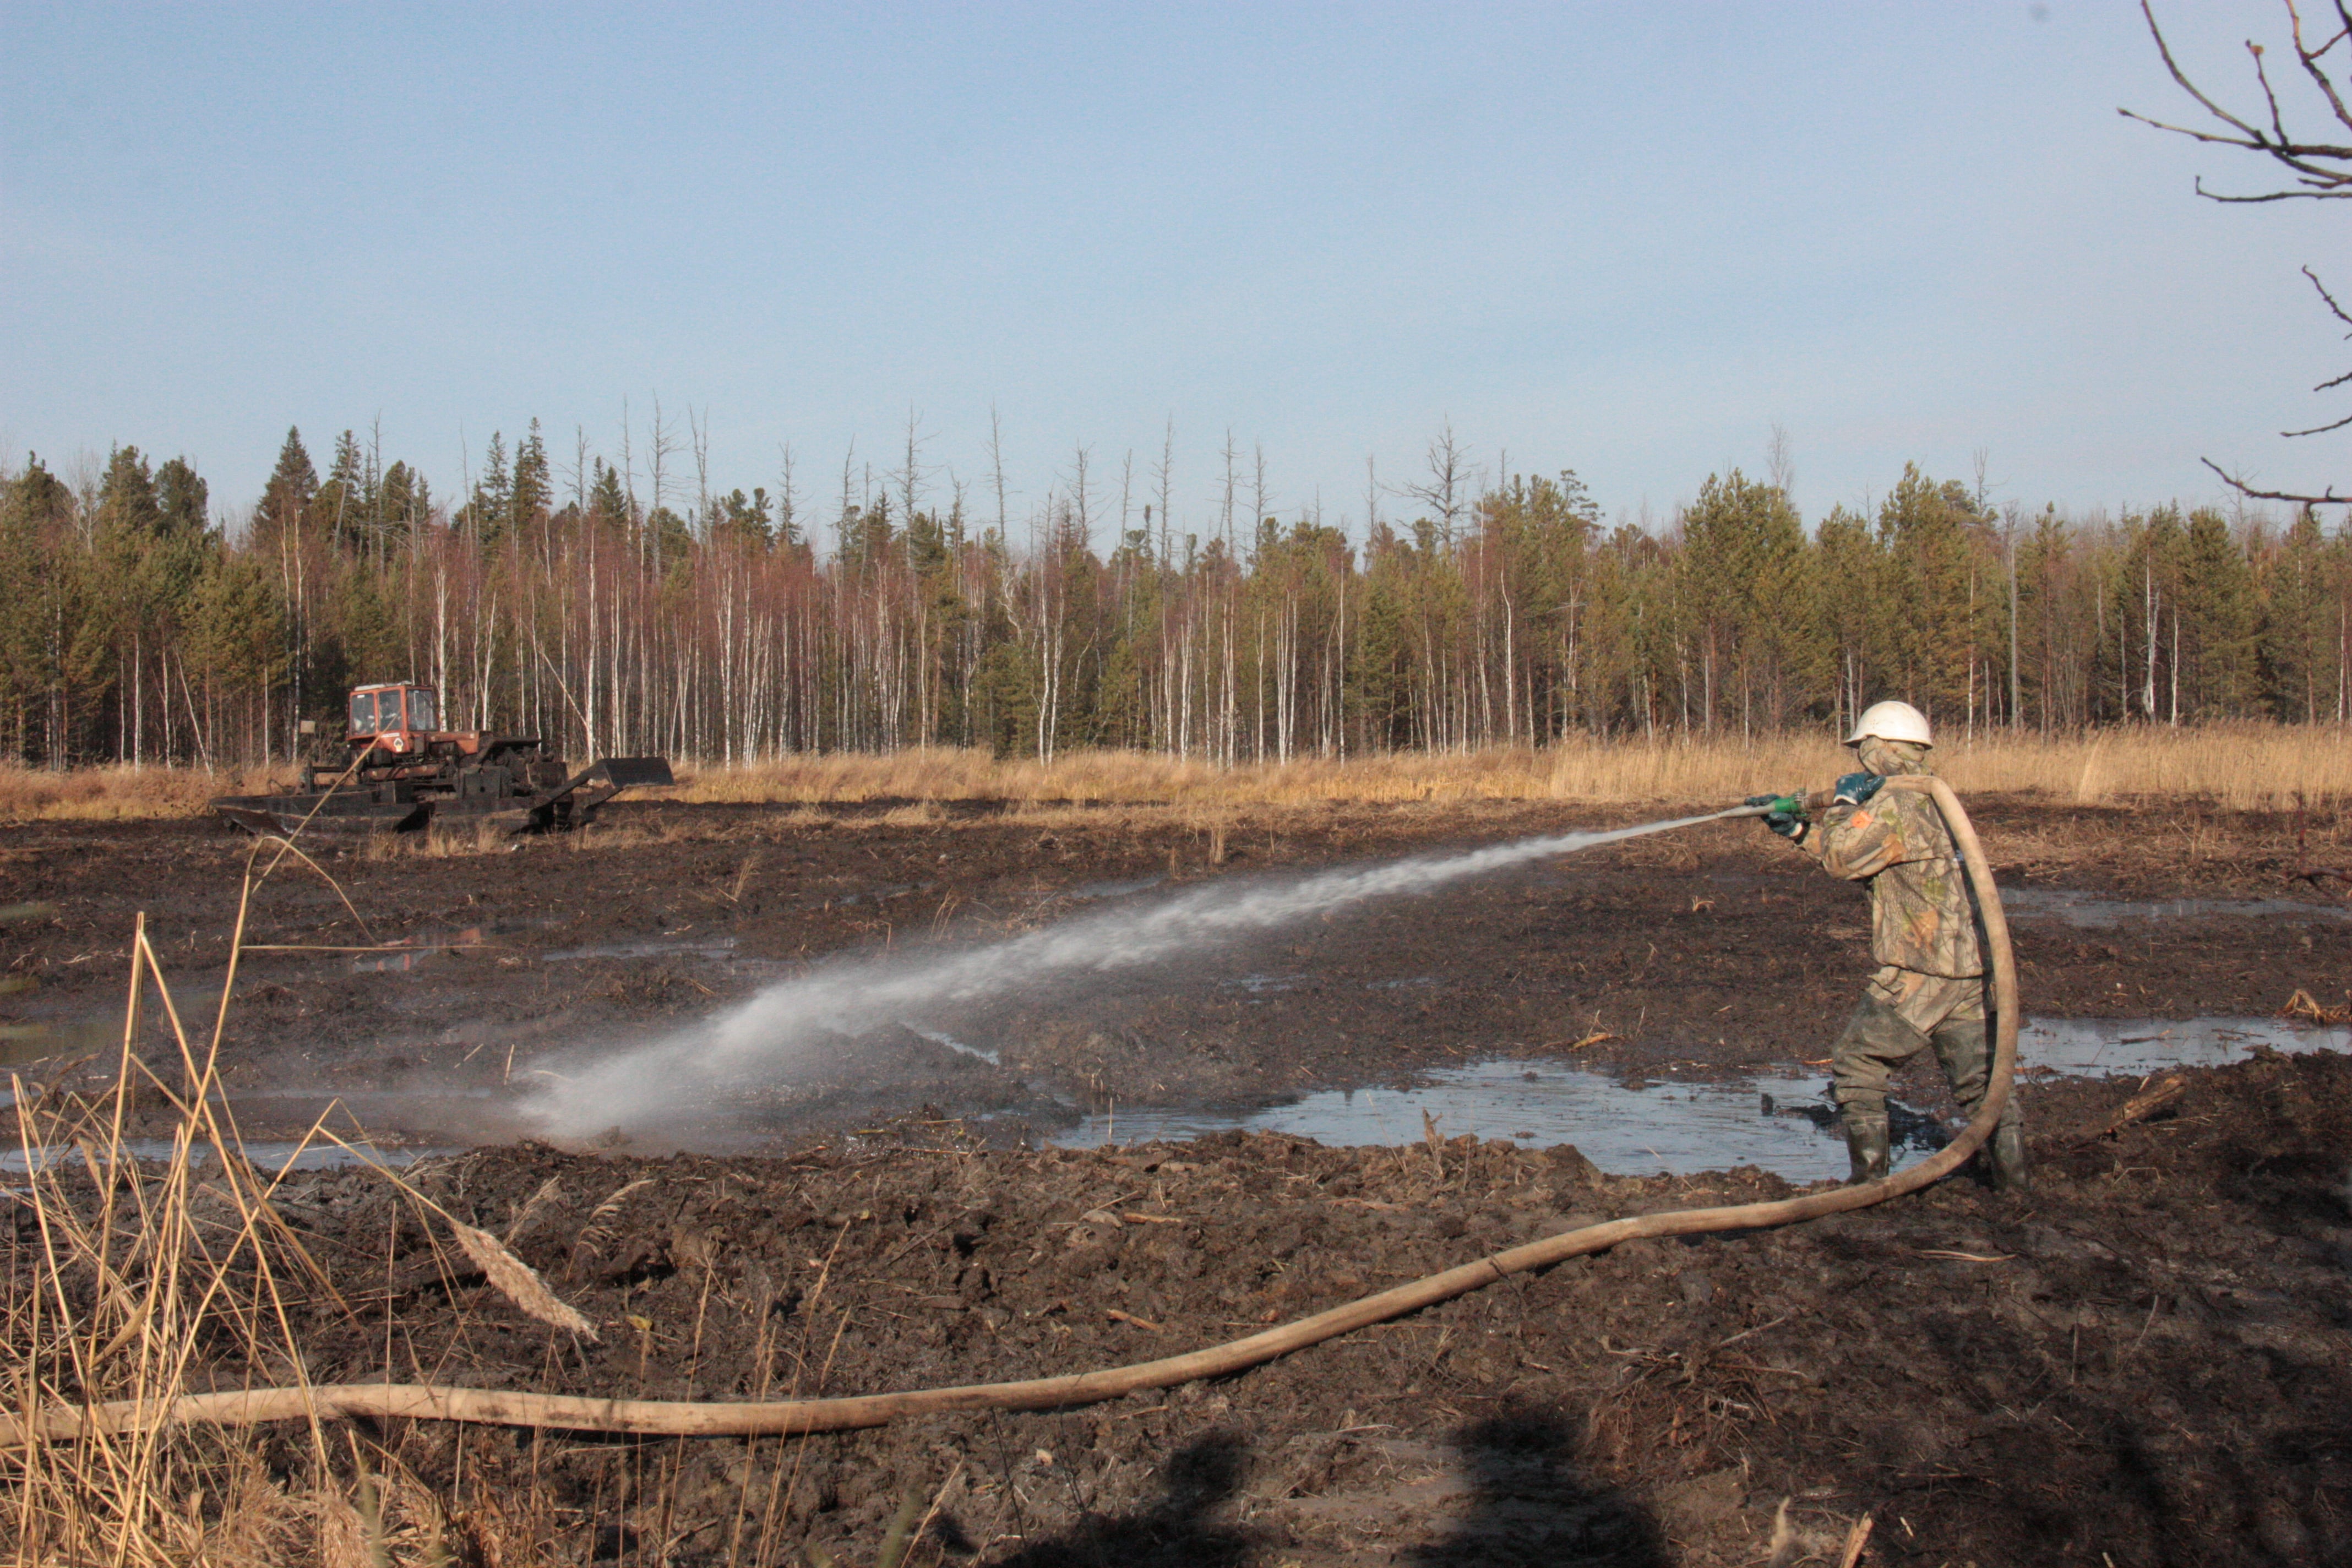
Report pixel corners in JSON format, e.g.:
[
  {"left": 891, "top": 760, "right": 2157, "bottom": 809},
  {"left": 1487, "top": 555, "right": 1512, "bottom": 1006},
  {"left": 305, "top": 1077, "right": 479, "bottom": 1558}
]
[
  {"left": 2002, "top": 887, "right": 2351, "bottom": 927},
  {"left": 2017, "top": 1015, "right": 2349, "bottom": 1075},
  {"left": 1057, "top": 1060, "right": 1870, "bottom": 1182},
  {"left": 1052, "top": 1016, "right": 2351, "bottom": 1182},
  {"left": 349, "top": 925, "right": 491, "bottom": 972},
  {"left": 1, "top": 1138, "right": 459, "bottom": 1177}
]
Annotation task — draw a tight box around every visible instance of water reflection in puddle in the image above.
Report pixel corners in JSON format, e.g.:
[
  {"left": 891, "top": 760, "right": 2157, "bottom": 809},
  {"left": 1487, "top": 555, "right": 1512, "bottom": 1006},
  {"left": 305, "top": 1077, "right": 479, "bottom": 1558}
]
[
  {"left": 1053, "top": 1016, "right": 2350, "bottom": 1182},
  {"left": 2002, "top": 888, "right": 2352, "bottom": 928},
  {"left": 349, "top": 927, "right": 487, "bottom": 972},
  {"left": 0, "top": 1015, "right": 131, "bottom": 1063},
  {"left": 2019, "top": 1015, "right": 2349, "bottom": 1074},
  {"left": 1059, "top": 1061, "right": 1866, "bottom": 1183},
  {"left": 1, "top": 1140, "right": 458, "bottom": 1177}
]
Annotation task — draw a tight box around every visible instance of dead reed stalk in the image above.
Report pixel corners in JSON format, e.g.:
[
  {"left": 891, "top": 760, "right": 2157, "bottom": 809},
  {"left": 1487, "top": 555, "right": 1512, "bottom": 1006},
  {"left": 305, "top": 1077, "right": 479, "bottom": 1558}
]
[
  {"left": 11, "top": 727, "right": 2350, "bottom": 825},
  {"left": 0, "top": 826, "right": 848, "bottom": 1564},
  {"left": 497, "top": 727, "right": 2352, "bottom": 812}
]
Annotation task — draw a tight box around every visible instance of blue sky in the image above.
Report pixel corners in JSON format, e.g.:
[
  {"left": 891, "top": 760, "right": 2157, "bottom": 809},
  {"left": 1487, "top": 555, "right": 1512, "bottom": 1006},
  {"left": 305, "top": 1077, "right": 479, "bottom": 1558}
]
[{"left": 3, "top": 2, "right": 2344, "bottom": 537}]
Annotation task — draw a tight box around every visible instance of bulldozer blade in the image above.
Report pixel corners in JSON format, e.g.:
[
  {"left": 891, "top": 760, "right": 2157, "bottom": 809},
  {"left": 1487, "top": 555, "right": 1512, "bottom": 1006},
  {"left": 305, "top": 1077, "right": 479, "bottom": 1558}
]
[
  {"left": 212, "top": 798, "right": 434, "bottom": 836},
  {"left": 595, "top": 757, "right": 675, "bottom": 788}
]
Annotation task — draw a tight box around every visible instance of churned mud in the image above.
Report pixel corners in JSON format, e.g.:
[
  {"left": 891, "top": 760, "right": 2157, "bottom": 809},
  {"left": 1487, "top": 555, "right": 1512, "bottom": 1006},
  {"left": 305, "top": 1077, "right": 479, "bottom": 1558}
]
[
  {"left": 2, "top": 796, "right": 2346, "bottom": 1153},
  {"left": 4, "top": 795, "right": 2351, "bottom": 1562},
  {"left": 15, "top": 1050, "right": 2348, "bottom": 1565}
]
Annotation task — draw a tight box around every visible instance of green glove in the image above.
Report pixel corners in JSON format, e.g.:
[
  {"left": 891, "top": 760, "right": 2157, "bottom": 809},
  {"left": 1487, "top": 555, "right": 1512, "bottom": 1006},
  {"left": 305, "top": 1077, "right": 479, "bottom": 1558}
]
[{"left": 1745, "top": 792, "right": 1809, "bottom": 841}]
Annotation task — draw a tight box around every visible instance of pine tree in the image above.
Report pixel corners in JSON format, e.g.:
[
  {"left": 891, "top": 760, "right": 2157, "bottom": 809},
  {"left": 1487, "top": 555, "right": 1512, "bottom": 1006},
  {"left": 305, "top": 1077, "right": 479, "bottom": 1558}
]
[
  {"left": 510, "top": 420, "right": 551, "bottom": 536},
  {"left": 378, "top": 461, "right": 428, "bottom": 547},
  {"left": 2177, "top": 508, "right": 2258, "bottom": 717},
  {"left": 317, "top": 430, "right": 368, "bottom": 547},
  {"left": 1811, "top": 505, "right": 1885, "bottom": 732},
  {"left": 155, "top": 458, "right": 209, "bottom": 538},
  {"left": 0, "top": 458, "right": 80, "bottom": 760},
  {"left": 1876, "top": 465, "right": 1987, "bottom": 724},
  {"left": 712, "top": 488, "right": 773, "bottom": 548},
  {"left": 2260, "top": 509, "right": 2332, "bottom": 722},
  {"left": 1680, "top": 470, "right": 1806, "bottom": 734},
  {"left": 469, "top": 433, "right": 510, "bottom": 547},
  {"left": 2013, "top": 505, "right": 2086, "bottom": 730},
  {"left": 258, "top": 428, "right": 318, "bottom": 536},
  {"left": 589, "top": 460, "right": 629, "bottom": 530},
  {"left": 95, "top": 447, "right": 161, "bottom": 537}
]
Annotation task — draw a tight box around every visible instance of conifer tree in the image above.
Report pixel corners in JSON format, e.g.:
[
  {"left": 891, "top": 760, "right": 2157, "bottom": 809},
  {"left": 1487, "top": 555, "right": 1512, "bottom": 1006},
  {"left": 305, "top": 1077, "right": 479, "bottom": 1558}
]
[
  {"left": 510, "top": 420, "right": 551, "bottom": 536},
  {"left": 589, "top": 460, "right": 629, "bottom": 529},
  {"left": 155, "top": 458, "right": 209, "bottom": 539},
  {"left": 2177, "top": 508, "right": 2258, "bottom": 716},
  {"left": 258, "top": 428, "right": 317, "bottom": 536},
  {"left": 468, "top": 433, "right": 510, "bottom": 547},
  {"left": 2260, "top": 509, "right": 2333, "bottom": 722}
]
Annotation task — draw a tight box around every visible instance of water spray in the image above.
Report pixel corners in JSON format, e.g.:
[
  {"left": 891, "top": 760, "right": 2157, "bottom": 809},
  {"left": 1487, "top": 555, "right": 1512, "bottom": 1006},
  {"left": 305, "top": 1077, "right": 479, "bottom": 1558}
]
[
  {"left": 530, "top": 803, "right": 1765, "bottom": 1137},
  {"left": 7, "top": 779, "right": 2015, "bottom": 1441}
]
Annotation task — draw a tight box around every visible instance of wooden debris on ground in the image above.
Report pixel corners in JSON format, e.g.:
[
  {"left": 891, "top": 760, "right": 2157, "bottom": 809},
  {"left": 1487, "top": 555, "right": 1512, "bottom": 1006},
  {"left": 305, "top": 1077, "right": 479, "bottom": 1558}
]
[{"left": 2080, "top": 1074, "right": 2189, "bottom": 1142}]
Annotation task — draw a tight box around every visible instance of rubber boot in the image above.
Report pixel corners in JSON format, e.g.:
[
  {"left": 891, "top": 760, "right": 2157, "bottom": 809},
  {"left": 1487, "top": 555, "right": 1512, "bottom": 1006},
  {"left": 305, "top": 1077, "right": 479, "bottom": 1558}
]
[
  {"left": 1934, "top": 1019, "right": 2028, "bottom": 1195},
  {"left": 1986, "top": 1119, "right": 2029, "bottom": 1194},
  {"left": 1842, "top": 1107, "right": 1891, "bottom": 1184},
  {"left": 1931, "top": 1019, "right": 1995, "bottom": 1110}
]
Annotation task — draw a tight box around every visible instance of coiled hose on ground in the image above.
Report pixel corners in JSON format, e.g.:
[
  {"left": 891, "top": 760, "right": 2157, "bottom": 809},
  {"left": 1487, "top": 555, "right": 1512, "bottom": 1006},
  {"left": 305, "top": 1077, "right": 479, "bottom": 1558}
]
[{"left": 6, "top": 776, "right": 2013, "bottom": 1442}]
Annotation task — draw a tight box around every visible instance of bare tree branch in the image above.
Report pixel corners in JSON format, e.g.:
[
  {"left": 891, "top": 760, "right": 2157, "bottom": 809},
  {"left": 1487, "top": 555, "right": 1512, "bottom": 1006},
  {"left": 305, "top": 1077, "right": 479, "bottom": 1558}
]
[
  {"left": 2124, "top": 1, "right": 2352, "bottom": 200},
  {"left": 2134, "top": 6, "right": 2352, "bottom": 493},
  {"left": 2306, "top": 263, "right": 2352, "bottom": 329},
  {"left": 2199, "top": 456, "right": 2350, "bottom": 506},
  {"left": 2281, "top": 408, "right": 2352, "bottom": 437}
]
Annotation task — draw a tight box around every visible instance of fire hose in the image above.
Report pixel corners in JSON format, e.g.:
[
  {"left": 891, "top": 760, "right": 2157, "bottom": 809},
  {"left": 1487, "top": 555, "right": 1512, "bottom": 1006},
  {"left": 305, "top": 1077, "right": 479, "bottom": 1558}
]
[{"left": 6, "top": 776, "right": 2012, "bottom": 1442}]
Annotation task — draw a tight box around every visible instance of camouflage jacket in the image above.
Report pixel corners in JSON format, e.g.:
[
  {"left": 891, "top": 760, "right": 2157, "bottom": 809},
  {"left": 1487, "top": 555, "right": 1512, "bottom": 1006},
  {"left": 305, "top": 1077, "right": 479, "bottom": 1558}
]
[{"left": 1805, "top": 783, "right": 1983, "bottom": 978}]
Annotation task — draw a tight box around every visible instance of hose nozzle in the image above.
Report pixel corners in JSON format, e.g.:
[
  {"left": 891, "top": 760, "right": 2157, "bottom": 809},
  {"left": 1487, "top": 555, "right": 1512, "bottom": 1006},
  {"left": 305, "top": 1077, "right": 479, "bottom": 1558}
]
[{"left": 1734, "top": 792, "right": 1812, "bottom": 840}]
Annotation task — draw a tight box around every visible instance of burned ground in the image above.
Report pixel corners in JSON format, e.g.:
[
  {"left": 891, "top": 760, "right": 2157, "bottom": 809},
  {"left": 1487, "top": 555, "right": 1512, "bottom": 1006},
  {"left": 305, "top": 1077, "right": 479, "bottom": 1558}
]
[
  {"left": 4, "top": 795, "right": 2351, "bottom": 1563},
  {"left": 11, "top": 1052, "right": 2350, "bottom": 1565},
  {"left": 2, "top": 796, "right": 2347, "bottom": 1148}
]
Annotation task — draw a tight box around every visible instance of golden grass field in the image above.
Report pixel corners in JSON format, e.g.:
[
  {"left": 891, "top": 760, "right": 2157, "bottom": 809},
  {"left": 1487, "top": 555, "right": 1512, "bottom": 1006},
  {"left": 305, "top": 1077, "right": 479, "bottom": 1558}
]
[{"left": 6, "top": 727, "right": 2348, "bottom": 823}]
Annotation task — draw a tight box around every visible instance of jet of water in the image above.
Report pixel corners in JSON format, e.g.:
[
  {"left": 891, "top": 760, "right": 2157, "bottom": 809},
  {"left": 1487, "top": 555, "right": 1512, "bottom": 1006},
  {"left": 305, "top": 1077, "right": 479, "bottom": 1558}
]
[{"left": 529, "top": 807, "right": 1747, "bottom": 1136}]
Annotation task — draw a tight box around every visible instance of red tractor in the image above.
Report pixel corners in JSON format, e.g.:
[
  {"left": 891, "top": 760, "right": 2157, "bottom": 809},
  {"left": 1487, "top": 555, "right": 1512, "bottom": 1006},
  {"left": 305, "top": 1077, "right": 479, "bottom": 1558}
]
[{"left": 213, "top": 682, "right": 673, "bottom": 836}]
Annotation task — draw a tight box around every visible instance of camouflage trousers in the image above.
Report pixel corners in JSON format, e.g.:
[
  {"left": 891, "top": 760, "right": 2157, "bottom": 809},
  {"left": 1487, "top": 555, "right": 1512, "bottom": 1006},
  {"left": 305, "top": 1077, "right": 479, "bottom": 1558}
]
[{"left": 1831, "top": 966, "right": 2019, "bottom": 1136}]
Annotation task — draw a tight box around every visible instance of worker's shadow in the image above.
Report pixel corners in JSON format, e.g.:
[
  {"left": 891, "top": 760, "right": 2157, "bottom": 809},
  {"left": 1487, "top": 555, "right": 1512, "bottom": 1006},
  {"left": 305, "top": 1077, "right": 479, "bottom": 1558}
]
[
  {"left": 1406, "top": 1412, "right": 1667, "bottom": 1567},
  {"left": 993, "top": 1412, "right": 1662, "bottom": 1567}
]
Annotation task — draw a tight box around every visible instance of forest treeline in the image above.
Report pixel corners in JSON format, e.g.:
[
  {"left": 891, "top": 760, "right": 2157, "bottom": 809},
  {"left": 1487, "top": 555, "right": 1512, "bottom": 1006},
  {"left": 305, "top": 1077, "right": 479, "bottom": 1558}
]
[{"left": 3, "top": 421, "right": 2349, "bottom": 770}]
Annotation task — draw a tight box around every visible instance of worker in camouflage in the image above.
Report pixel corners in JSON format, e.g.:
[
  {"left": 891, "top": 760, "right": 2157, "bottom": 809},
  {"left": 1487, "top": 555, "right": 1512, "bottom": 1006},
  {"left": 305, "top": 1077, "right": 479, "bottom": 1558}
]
[{"left": 1760, "top": 700, "right": 2027, "bottom": 1191}]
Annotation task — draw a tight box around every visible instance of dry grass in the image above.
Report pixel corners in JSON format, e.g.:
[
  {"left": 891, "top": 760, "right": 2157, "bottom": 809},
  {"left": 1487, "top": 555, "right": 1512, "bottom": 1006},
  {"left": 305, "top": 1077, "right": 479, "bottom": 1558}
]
[
  {"left": 0, "top": 987, "right": 919, "bottom": 1567},
  {"left": 0, "top": 817, "right": 526, "bottom": 1562},
  {"left": 0, "top": 1021, "right": 595, "bottom": 1563},
  {"left": 0, "top": 763, "right": 279, "bottom": 822},
  {"left": 681, "top": 726, "right": 2352, "bottom": 812},
  {"left": 355, "top": 815, "right": 522, "bottom": 861},
  {"left": 0, "top": 826, "right": 909, "bottom": 1565},
  {"left": 8, "top": 726, "right": 2349, "bottom": 825}
]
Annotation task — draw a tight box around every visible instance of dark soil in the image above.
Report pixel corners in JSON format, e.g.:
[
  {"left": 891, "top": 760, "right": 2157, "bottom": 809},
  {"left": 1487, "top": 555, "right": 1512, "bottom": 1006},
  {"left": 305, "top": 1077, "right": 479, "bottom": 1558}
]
[
  {"left": 21, "top": 1048, "right": 2348, "bottom": 1565},
  {"left": 3, "top": 796, "right": 2347, "bottom": 1149},
  {"left": 7, "top": 797, "right": 2352, "bottom": 1562}
]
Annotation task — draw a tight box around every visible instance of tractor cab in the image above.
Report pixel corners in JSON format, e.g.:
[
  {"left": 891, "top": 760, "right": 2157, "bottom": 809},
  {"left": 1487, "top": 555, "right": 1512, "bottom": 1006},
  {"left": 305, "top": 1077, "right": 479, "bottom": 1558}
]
[{"left": 349, "top": 684, "right": 440, "bottom": 754}]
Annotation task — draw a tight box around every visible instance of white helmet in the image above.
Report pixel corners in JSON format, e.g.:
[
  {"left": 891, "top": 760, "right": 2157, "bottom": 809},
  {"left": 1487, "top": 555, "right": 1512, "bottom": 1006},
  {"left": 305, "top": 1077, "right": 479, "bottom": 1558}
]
[{"left": 1846, "top": 699, "right": 1933, "bottom": 748}]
